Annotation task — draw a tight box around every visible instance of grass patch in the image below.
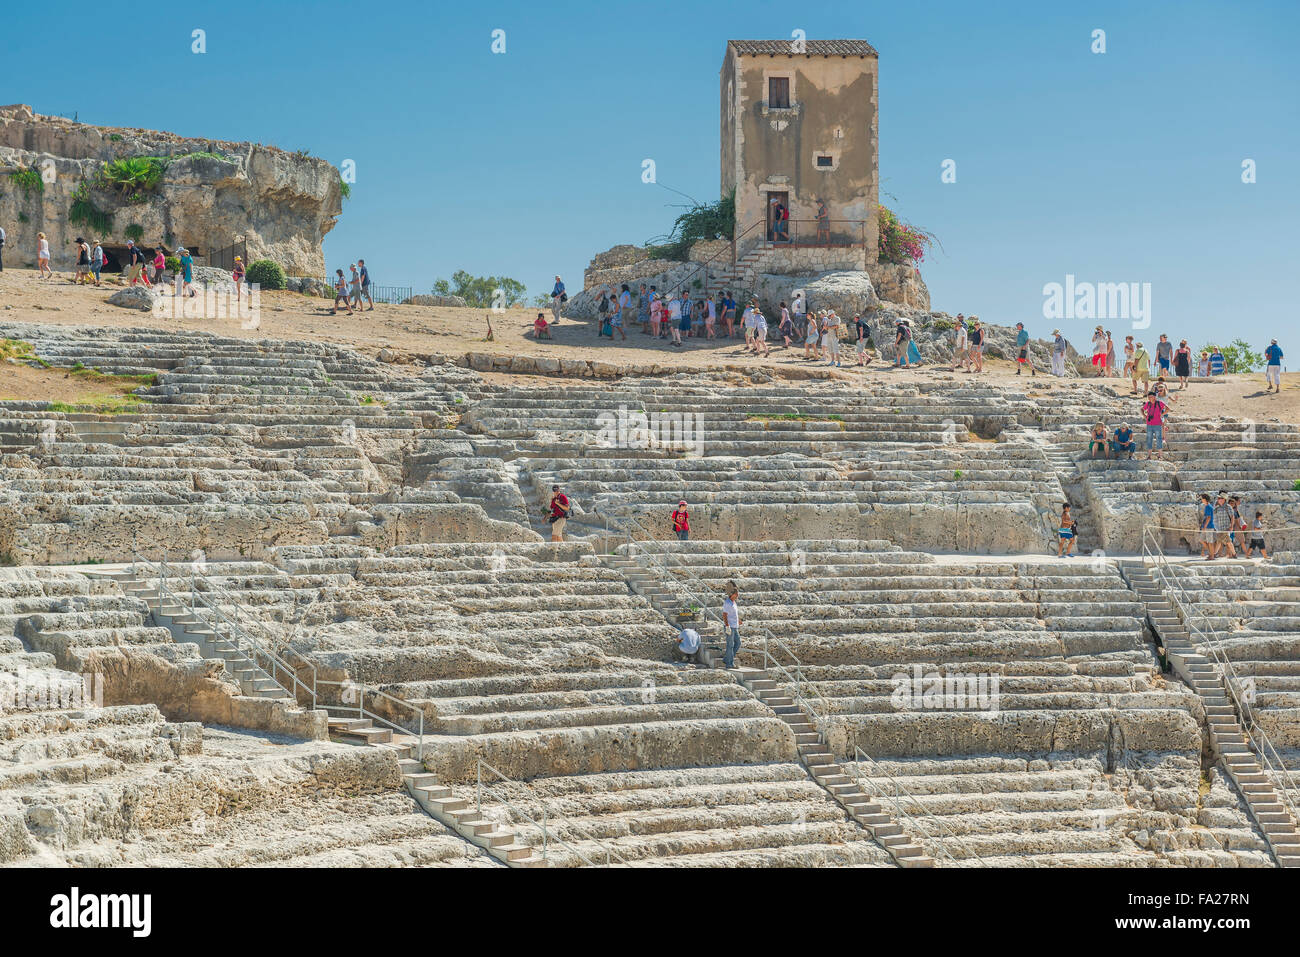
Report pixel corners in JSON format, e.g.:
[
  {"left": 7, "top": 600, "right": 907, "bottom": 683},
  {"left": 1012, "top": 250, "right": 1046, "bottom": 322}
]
[{"left": 49, "top": 396, "right": 146, "bottom": 415}]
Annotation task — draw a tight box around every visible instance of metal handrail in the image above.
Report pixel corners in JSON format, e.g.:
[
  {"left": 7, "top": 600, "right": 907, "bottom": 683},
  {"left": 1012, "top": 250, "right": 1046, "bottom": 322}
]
[
  {"left": 599, "top": 505, "right": 834, "bottom": 723},
  {"left": 850, "top": 746, "right": 980, "bottom": 865},
  {"left": 475, "top": 759, "right": 628, "bottom": 867},
  {"left": 144, "top": 557, "right": 319, "bottom": 709},
  {"left": 315, "top": 678, "right": 425, "bottom": 761},
  {"left": 1139, "top": 527, "right": 1300, "bottom": 828}
]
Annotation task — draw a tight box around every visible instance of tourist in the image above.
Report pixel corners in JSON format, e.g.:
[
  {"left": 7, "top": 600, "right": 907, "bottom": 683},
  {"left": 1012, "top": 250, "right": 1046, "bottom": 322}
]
[
  {"left": 815, "top": 198, "right": 830, "bottom": 244},
  {"left": 1050, "top": 328, "right": 1068, "bottom": 377},
  {"left": 677, "top": 292, "right": 692, "bottom": 344},
  {"left": 595, "top": 288, "right": 611, "bottom": 334},
  {"left": 1198, "top": 351, "right": 1210, "bottom": 377},
  {"left": 330, "top": 268, "right": 353, "bottom": 314},
  {"left": 649, "top": 293, "right": 662, "bottom": 338},
  {"left": 1130, "top": 342, "right": 1151, "bottom": 395},
  {"left": 804, "top": 311, "right": 820, "bottom": 360},
  {"left": 355, "top": 259, "right": 374, "bottom": 310},
  {"left": 71, "top": 237, "right": 90, "bottom": 284},
  {"left": 704, "top": 295, "right": 717, "bottom": 339},
  {"left": 546, "top": 484, "right": 570, "bottom": 543},
  {"left": 122, "top": 239, "right": 146, "bottom": 286},
  {"left": 150, "top": 246, "right": 166, "bottom": 285},
  {"left": 674, "top": 626, "right": 700, "bottom": 663},
  {"left": 1244, "top": 512, "right": 1268, "bottom": 559},
  {"left": 229, "top": 255, "right": 245, "bottom": 302},
  {"left": 855, "top": 314, "right": 872, "bottom": 367},
  {"left": 550, "top": 276, "right": 566, "bottom": 322},
  {"left": 791, "top": 292, "right": 806, "bottom": 341},
  {"left": 533, "top": 312, "right": 553, "bottom": 339},
  {"left": 609, "top": 289, "right": 626, "bottom": 340},
  {"left": 894, "top": 318, "right": 911, "bottom": 368},
  {"left": 0, "top": 224, "right": 5, "bottom": 271},
  {"left": 1091, "top": 326, "right": 1108, "bottom": 376},
  {"left": 778, "top": 302, "right": 793, "bottom": 348},
  {"left": 969, "top": 319, "right": 985, "bottom": 373},
  {"left": 1014, "top": 322, "right": 1036, "bottom": 376},
  {"left": 348, "top": 264, "right": 363, "bottom": 310},
  {"left": 1198, "top": 493, "right": 1217, "bottom": 559},
  {"left": 666, "top": 293, "right": 682, "bottom": 346},
  {"left": 90, "top": 239, "right": 104, "bottom": 286},
  {"left": 741, "top": 300, "right": 755, "bottom": 350},
  {"left": 952, "top": 317, "right": 970, "bottom": 372},
  {"left": 1213, "top": 493, "right": 1236, "bottom": 559},
  {"left": 672, "top": 500, "right": 690, "bottom": 541},
  {"left": 36, "top": 232, "right": 52, "bottom": 279},
  {"left": 1057, "top": 504, "right": 1078, "bottom": 556},
  {"left": 175, "top": 248, "right": 197, "bottom": 298},
  {"left": 722, "top": 291, "right": 737, "bottom": 338},
  {"left": 1141, "top": 389, "right": 1168, "bottom": 460},
  {"left": 823, "top": 310, "right": 842, "bottom": 367},
  {"left": 723, "top": 582, "right": 741, "bottom": 669},
  {"left": 1209, "top": 346, "right": 1225, "bottom": 377},
  {"left": 1088, "top": 422, "right": 1109, "bottom": 459},
  {"left": 1228, "top": 496, "right": 1246, "bottom": 555},
  {"left": 1265, "top": 338, "right": 1284, "bottom": 393},
  {"left": 638, "top": 284, "right": 650, "bottom": 330},
  {"left": 1174, "top": 339, "right": 1192, "bottom": 390},
  {"left": 753, "top": 305, "right": 771, "bottom": 358},
  {"left": 1156, "top": 335, "right": 1173, "bottom": 377},
  {"left": 1111, "top": 422, "right": 1135, "bottom": 460}
]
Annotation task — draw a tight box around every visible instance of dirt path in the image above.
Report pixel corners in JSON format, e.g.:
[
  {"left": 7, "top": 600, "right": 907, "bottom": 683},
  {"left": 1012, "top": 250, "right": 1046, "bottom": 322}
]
[{"left": 1, "top": 266, "right": 1294, "bottom": 418}]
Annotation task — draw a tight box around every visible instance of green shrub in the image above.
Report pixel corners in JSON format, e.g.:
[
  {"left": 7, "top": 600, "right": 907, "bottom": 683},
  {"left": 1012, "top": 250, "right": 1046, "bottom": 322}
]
[
  {"left": 9, "top": 168, "right": 44, "bottom": 196},
  {"left": 17, "top": 211, "right": 28, "bottom": 223},
  {"left": 246, "top": 259, "right": 287, "bottom": 290},
  {"left": 68, "top": 183, "right": 114, "bottom": 234},
  {"left": 339, "top": 178, "right": 351, "bottom": 200},
  {"left": 165, "top": 256, "right": 181, "bottom": 274},
  {"left": 98, "top": 156, "right": 166, "bottom": 194},
  {"left": 124, "top": 223, "right": 145, "bottom": 242},
  {"left": 930, "top": 319, "right": 954, "bottom": 332},
  {"left": 647, "top": 188, "right": 736, "bottom": 261}
]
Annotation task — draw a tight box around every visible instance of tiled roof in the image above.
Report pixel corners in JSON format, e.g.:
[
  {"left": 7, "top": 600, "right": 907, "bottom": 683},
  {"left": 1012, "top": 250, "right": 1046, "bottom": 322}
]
[{"left": 728, "top": 39, "right": 878, "bottom": 58}]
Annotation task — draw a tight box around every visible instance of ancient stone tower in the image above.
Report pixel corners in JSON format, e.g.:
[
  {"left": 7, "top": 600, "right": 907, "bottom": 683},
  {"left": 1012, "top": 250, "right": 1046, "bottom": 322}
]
[{"left": 720, "top": 39, "right": 879, "bottom": 269}]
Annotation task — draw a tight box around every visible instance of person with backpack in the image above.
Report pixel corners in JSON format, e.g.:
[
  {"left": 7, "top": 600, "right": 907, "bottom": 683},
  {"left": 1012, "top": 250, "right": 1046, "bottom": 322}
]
[
  {"left": 1057, "top": 504, "right": 1078, "bottom": 556},
  {"left": 671, "top": 500, "right": 690, "bottom": 541},
  {"left": 348, "top": 263, "right": 363, "bottom": 311},
  {"left": 1141, "top": 389, "right": 1168, "bottom": 460},
  {"left": 790, "top": 291, "right": 806, "bottom": 341},
  {"left": 551, "top": 275, "right": 566, "bottom": 323},
  {"left": 90, "top": 240, "right": 104, "bottom": 286},
  {"left": 546, "top": 484, "right": 570, "bottom": 543},
  {"left": 855, "top": 314, "right": 873, "bottom": 367},
  {"left": 895, "top": 318, "right": 912, "bottom": 368},
  {"left": 1051, "top": 329, "right": 1069, "bottom": 377}
]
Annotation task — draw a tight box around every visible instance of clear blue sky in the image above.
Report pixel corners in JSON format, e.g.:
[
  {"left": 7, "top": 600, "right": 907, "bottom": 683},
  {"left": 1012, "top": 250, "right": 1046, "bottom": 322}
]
[{"left": 3, "top": 0, "right": 1296, "bottom": 351}]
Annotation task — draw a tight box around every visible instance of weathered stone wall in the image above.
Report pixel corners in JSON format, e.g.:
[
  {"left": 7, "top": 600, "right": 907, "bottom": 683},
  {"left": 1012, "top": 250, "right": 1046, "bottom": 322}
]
[{"left": 0, "top": 104, "right": 340, "bottom": 275}]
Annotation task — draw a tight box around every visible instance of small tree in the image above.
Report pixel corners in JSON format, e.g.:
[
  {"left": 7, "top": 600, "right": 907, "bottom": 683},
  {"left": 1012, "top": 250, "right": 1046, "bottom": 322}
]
[
  {"left": 246, "top": 259, "right": 287, "bottom": 290},
  {"left": 1200, "top": 338, "right": 1264, "bottom": 373},
  {"left": 432, "top": 270, "right": 527, "bottom": 308}
]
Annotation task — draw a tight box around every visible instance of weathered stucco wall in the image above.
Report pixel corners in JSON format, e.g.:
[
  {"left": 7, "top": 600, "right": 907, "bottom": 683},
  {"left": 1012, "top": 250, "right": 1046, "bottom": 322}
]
[{"left": 723, "top": 51, "right": 878, "bottom": 261}]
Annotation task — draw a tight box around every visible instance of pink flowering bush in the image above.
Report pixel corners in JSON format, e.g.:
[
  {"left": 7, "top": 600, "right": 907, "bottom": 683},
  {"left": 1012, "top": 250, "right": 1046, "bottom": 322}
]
[{"left": 878, "top": 205, "right": 934, "bottom": 265}]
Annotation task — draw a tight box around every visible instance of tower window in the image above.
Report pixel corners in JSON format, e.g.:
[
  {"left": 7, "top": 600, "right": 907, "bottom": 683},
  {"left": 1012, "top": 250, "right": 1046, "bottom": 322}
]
[{"left": 768, "top": 77, "right": 790, "bottom": 109}]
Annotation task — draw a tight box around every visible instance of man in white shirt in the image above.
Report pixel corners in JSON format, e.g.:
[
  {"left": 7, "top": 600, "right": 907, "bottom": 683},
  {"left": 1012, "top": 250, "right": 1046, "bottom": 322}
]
[
  {"left": 675, "top": 627, "right": 700, "bottom": 662},
  {"left": 667, "top": 295, "right": 683, "bottom": 346},
  {"left": 791, "top": 291, "right": 806, "bottom": 338},
  {"left": 722, "top": 582, "right": 741, "bottom": 669},
  {"left": 950, "top": 316, "right": 969, "bottom": 371},
  {"left": 741, "top": 304, "right": 756, "bottom": 348}
]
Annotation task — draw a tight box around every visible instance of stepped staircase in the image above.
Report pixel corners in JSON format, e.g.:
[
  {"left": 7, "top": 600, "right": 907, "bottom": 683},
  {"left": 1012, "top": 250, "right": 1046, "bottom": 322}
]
[
  {"left": 325, "top": 717, "right": 545, "bottom": 868},
  {"left": 704, "top": 244, "right": 774, "bottom": 297},
  {"left": 1042, "top": 444, "right": 1101, "bottom": 552},
  {"left": 1118, "top": 551, "right": 1300, "bottom": 867},
  {"left": 600, "top": 524, "right": 934, "bottom": 867}
]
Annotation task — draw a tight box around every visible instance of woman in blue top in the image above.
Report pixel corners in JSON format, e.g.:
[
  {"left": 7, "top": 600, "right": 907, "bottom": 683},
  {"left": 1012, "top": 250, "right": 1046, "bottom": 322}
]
[
  {"left": 178, "top": 248, "right": 195, "bottom": 298},
  {"left": 1265, "top": 339, "right": 1283, "bottom": 393}
]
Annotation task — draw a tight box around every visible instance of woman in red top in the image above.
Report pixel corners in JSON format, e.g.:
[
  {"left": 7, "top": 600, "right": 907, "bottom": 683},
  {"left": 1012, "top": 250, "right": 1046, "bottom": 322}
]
[
  {"left": 672, "top": 500, "right": 690, "bottom": 541},
  {"left": 231, "top": 255, "right": 246, "bottom": 302}
]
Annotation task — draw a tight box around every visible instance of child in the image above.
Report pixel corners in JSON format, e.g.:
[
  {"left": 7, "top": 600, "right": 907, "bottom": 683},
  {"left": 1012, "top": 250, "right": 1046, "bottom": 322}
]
[
  {"left": 1057, "top": 505, "right": 1078, "bottom": 556},
  {"left": 1244, "top": 512, "right": 1268, "bottom": 559}
]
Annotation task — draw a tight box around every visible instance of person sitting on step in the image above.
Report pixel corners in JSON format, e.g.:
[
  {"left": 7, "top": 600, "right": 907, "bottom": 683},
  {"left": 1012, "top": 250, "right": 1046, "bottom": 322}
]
[
  {"left": 532, "top": 312, "right": 553, "bottom": 339},
  {"left": 1110, "top": 423, "right": 1136, "bottom": 460},
  {"left": 674, "top": 626, "right": 700, "bottom": 664},
  {"left": 1088, "top": 422, "right": 1109, "bottom": 459}
]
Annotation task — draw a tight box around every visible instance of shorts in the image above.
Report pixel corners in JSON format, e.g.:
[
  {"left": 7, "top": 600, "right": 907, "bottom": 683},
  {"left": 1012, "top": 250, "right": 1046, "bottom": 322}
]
[
  {"left": 1135, "top": 369, "right": 1150, "bottom": 382},
  {"left": 1216, "top": 530, "right": 1233, "bottom": 545},
  {"left": 857, "top": 340, "right": 868, "bottom": 354},
  {"left": 1092, "top": 354, "right": 1106, "bottom": 366},
  {"left": 1158, "top": 357, "right": 1171, "bottom": 371},
  {"left": 1017, "top": 348, "right": 1029, "bottom": 363},
  {"left": 1058, "top": 529, "right": 1074, "bottom": 540},
  {"left": 679, "top": 316, "right": 691, "bottom": 332},
  {"left": 127, "top": 264, "right": 142, "bottom": 281},
  {"left": 1200, "top": 529, "right": 1216, "bottom": 545},
  {"left": 1250, "top": 538, "right": 1266, "bottom": 550}
]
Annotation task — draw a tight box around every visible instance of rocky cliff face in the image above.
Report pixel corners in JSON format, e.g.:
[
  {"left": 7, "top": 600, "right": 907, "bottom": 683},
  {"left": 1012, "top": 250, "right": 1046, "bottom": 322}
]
[{"left": 0, "top": 104, "right": 340, "bottom": 274}]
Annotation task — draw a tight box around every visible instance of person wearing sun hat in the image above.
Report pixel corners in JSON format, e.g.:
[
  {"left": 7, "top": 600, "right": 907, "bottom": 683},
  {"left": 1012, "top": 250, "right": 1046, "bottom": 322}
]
[
  {"left": 1265, "top": 338, "right": 1284, "bottom": 392},
  {"left": 1050, "top": 328, "right": 1068, "bottom": 376},
  {"left": 231, "top": 255, "right": 246, "bottom": 302},
  {"left": 671, "top": 500, "right": 690, "bottom": 541},
  {"left": 1091, "top": 325, "right": 1107, "bottom": 376}
]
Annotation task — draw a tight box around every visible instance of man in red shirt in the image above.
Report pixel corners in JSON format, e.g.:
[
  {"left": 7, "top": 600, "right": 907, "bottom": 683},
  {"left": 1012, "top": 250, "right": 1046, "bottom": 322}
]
[
  {"left": 672, "top": 500, "right": 690, "bottom": 541},
  {"left": 547, "top": 485, "right": 570, "bottom": 542}
]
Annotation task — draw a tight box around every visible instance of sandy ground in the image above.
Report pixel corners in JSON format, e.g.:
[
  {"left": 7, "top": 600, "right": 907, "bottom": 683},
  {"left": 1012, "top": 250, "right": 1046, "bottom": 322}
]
[{"left": 1, "top": 266, "right": 1295, "bottom": 418}]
